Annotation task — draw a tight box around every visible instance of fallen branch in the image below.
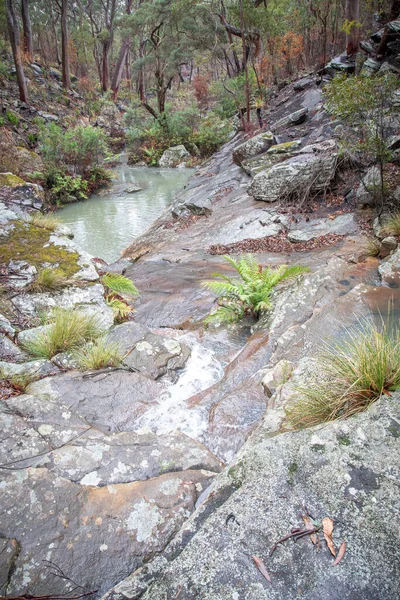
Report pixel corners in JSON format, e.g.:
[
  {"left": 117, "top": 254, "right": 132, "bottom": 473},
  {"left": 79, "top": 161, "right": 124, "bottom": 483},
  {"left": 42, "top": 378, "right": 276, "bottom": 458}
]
[{"left": 269, "top": 526, "right": 321, "bottom": 556}]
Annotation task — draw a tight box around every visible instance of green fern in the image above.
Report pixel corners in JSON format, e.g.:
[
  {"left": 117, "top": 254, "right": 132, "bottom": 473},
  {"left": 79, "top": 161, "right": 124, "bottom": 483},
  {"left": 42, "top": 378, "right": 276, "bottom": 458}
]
[
  {"left": 202, "top": 254, "right": 310, "bottom": 325},
  {"left": 101, "top": 273, "right": 138, "bottom": 297},
  {"left": 106, "top": 296, "right": 133, "bottom": 321}
]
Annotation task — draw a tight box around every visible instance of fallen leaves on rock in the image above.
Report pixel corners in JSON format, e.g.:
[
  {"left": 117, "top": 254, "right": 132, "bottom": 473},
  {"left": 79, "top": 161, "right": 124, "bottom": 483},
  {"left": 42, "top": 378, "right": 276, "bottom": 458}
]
[
  {"left": 209, "top": 233, "right": 346, "bottom": 255},
  {"left": 333, "top": 541, "right": 347, "bottom": 566},
  {"left": 250, "top": 555, "right": 272, "bottom": 583},
  {"left": 322, "top": 516, "right": 336, "bottom": 557}
]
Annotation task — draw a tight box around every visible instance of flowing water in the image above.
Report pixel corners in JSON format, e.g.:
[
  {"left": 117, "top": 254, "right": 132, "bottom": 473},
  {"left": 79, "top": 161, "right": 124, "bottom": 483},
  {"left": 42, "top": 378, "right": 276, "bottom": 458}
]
[{"left": 57, "top": 164, "right": 194, "bottom": 263}]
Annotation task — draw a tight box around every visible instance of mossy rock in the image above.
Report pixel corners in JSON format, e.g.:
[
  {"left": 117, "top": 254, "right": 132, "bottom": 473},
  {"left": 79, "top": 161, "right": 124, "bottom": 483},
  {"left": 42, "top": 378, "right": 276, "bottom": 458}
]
[
  {"left": 0, "top": 173, "right": 26, "bottom": 187},
  {"left": 267, "top": 140, "right": 302, "bottom": 154},
  {"left": 0, "top": 221, "right": 80, "bottom": 277}
]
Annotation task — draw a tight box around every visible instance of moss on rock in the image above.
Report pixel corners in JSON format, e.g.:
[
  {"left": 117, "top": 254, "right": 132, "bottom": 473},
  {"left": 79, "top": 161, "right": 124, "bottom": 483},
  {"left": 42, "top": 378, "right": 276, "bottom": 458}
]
[{"left": 0, "top": 173, "right": 26, "bottom": 187}]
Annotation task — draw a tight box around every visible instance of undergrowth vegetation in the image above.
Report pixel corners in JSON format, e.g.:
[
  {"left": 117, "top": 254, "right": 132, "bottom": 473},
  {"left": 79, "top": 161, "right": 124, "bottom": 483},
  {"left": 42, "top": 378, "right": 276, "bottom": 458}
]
[
  {"left": 101, "top": 273, "right": 139, "bottom": 322},
  {"left": 22, "top": 308, "right": 102, "bottom": 359},
  {"left": 75, "top": 338, "right": 123, "bottom": 371},
  {"left": 286, "top": 320, "right": 400, "bottom": 429},
  {"left": 202, "top": 254, "right": 310, "bottom": 324},
  {"left": 29, "top": 267, "right": 70, "bottom": 293}
]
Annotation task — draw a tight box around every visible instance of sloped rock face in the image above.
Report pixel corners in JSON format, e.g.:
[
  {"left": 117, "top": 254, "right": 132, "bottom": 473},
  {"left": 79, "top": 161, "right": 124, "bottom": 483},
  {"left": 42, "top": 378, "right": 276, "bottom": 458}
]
[
  {"left": 232, "top": 131, "right": 275, "bottom": 165},
  {"left": 103, "top": 395, "right": 400, "bottom": 600},
  {"left": 248, "top": 142, "right": 337, "bottom": 203}
]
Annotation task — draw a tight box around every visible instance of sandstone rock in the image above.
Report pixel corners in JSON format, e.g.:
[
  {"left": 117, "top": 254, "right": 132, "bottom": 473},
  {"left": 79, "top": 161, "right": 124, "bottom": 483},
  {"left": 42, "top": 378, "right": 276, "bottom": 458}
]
[
  {"left": 13, "top": 146, "right": 44, "bottom": 177},
  {"left": 0, "top": 358, "right": 59, "bottom": 382},
  {"left": 0, "top": 313, "right": 15, "bottom": 336},
  {"left": 232, "top": 131, "right": 275, "bottom": 165},
  {"left": 273, "top": 107, "right": 308, "bottom": 129},
  {"left": 267, "top": 140, "right": 302, "bottom": 153},
  {"left": 241, "top": 152, "right": 287, "bottom": 177},
  {"left": 293, "top": 77, "right": 314, "bottom": 91},
  {"left": 0, "top": 538, "right": 19, "bottom": 594},
  {"left": 104, "top": 394, "right": 400, "bottom": 600},
  {"left": 0, "top": 333, "right": 27, "bottom": 362},
  {"left": 125, "top": 185, "right": 143, "bottom": 193},
  {"left": 379, "top": 236, "right": 398, "bottom": 258},
  {"left": 261, "top": 359, "right": 294, "bottom": 397},
  {"left": 0, "top": 173, "right": 44, "bottom": 209},
  {"left": 288, "top": 214, "right": 358, "bottom": 242},
  {"left": 37, "top": 111, "right": 59, "bottom": 122},
  {"left": 0, "top": 201, "right": 18, "bottom": 225},
  {"left": 248, "top": 144, "right": 337, "bottom": 203},
  {"left": 378, "top": 246, "right": 400, "bottom": 283},
  {"left": 356, "top": 166, "right": 381, "bottom": 206},
  {"left": 96, "top": 102, "right": 123, "bottom": 129},
  {"left": 159, "top": 145, "right": 190, "bottom": 168}
]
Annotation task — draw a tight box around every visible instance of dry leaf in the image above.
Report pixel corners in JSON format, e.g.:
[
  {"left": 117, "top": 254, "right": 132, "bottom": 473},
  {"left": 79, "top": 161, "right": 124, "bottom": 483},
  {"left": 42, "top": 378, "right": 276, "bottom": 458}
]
[
  {"left": 322, "top": 517, "right": 336, "bottom": 557},
  {"left": 333, "top": 541, "right": 347, "bottom": 566},
  {"left": 302, "top": 515, "right": 317, "bottom": 545},
  {"left": 251, "top": 555, "right": 272, "bottom": 583}
]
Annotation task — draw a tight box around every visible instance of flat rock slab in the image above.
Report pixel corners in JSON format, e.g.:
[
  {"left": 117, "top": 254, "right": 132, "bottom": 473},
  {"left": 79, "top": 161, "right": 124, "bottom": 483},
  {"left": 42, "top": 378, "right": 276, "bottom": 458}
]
[
  {"left": 26, "top": 370, "right": 164, "bottom": 433},
  {"left": 104, "top": 395, "right": 400, "bottom": 600},
  {"left": 288, "top": 214, "right": 358, "bottom": 242},
  {"left": 0, "top": 467, "right": 215, "bottom": 597}
]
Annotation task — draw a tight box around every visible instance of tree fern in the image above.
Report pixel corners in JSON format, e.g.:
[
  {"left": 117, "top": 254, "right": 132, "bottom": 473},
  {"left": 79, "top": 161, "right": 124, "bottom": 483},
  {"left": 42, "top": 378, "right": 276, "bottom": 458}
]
[{"left": 202, "top": 254, "right": 310, "bottom": 325}]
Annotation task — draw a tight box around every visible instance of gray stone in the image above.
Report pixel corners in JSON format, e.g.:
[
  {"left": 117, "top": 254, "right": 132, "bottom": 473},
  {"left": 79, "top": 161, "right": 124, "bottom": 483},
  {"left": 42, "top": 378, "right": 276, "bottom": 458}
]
[
  {"left": 0, "top": 313, "right": 15, "bottom": 336},
  {"left": 274, "top": 107, "right": 308, "bottom": 129},
  {"left": 362, "top": 57, "right": 382, "bottom": 75},
  {"left": 379, "top": 236, "right": 398, "bottom": 258},
  {"left": 159, "top": 145, "right": 190, "bottom": 168},
  {"left": 49, "top": 67, "right": 62, "bottom": 80},
  {"left": 0, "top": 333, "right": 27, "bottom": 362},
  {"left": 0, "top": 359, "right": 59, "bottom": 382},
  {"left": 293, "top": 77, "right": 314, "bottom": 91},
  {"left": 37, "top": 111, "right": 59, "bottom": 122},
  {"left": 104, "top": 395, "right": 400, "bottom": 600},
  {"left": 261, "top": 359, "right": 294, "bottom": 397},
  {"left": 288, "top": 214, "right": 358, "bottom": 242},
  {"left": 267, "top": 140, "right": 302, "bottom": 153},
  {"left": 0, "top": 174, "right": 44, "bottom": 209},
  {"left": 0, "top": 201, "right": 18, "bottom": 225},
  {"left": 7, "top": 259, "right": 37, "bottom": 289},
  {"left": 125, "top": 185, "right": 143, "bottom": 193},
  {"left": 356, "top": 166, "right": 382, "bottom": 206},
  {"left": 378, "top": 247, "right": 400, "bottom": 282},
  {"left": 241, "top": 152, "right": 288, "bottom": 177},
  {"left": 51, "top": 351, "right": 81, "bottom": 370},
  {"left": 232, "top": 131, "right": 275, "bottom": 166},
  {"left": 248, "top": 144, "right": 337, "bottom": 203},
  {"left": 0, "top": 537, "right": 19, "bottom": 594}
]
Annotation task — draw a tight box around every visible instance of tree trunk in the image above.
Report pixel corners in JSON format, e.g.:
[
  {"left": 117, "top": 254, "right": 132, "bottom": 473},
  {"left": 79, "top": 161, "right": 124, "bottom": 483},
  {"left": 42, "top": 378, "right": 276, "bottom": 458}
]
[
  {"left": 61, "top": 0, "right": 71, "bottom": 89},
  {"left": 345, "top": 0, "right": 360, "bottom": 56},
  {"left": 21, "top": 0, "right": 33, "bottom": 61},
  {"left": 6, "top": 0, "right": 28, "bottom": 103},
  {"left": 240, "top": 0, "right": 250, "bottom": 124},
  {"left": 101, "top": 40, "right": 110, "bottom": 92},
  {"left": 111, "top": 38, "right": 132, "bottom": 99}
]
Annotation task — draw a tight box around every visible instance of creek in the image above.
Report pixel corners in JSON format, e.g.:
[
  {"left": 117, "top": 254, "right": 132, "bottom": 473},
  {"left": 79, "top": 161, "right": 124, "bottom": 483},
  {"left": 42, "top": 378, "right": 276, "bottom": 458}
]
[{"left": 57, "top": 164, "right": 194, "bottom": 263}]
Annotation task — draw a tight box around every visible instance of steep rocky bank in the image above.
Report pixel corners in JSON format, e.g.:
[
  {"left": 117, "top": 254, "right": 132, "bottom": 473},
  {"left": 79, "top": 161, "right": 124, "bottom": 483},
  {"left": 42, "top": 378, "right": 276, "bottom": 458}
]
[{"left": 1, "top": 76, "right": 400, "bottom": 598}]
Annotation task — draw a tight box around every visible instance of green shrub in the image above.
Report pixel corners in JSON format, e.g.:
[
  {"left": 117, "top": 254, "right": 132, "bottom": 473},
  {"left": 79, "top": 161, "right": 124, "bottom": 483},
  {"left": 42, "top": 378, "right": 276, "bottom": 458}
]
[
  {"left": 75, "top": 338, "right": 123, "bottom": 371},
  {"left": 286, "top": 320, "right": 400, "bottom": 429},
  {"left": 29, "top": 267, "right": 69, "bottom": 293},
  {"left": 22, "top": 308, "right": 102, "bottom": 358},
  {"left": 202, "top": 254, "right": 310, "bottom": 324},
  {"left": 6, "top": 110, "right": 19, "bottom": 126},
  {"left": 46, "top": 172, "right": 89, "bottom": 202},
  {"left": 101, "top": 273, "right": 138, "bottom": 297}
]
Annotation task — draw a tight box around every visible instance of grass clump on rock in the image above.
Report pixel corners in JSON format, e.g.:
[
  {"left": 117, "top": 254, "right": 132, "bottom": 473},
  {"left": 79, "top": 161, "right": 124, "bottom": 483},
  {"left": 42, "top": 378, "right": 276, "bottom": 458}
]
[
  {"left": 286, "top": 320, "right": 400, "bottom": 429},
  {"left": 26, "top": 212, "right": 60, "bottom": 232},
  {"left": 75, "top": 338, "right": 123, "bottom": 371},
  {"left": 29, "top": 267, "right": 70, "bottom": 293},
  {"left": 202, "top": 253, "right": 310, "bottom": 324},
  {"left": 22, "top": 308, "right": 102, "bottom": 359},
  {"left": 382, "top": 212, "right": 400, "bottom": 237}
]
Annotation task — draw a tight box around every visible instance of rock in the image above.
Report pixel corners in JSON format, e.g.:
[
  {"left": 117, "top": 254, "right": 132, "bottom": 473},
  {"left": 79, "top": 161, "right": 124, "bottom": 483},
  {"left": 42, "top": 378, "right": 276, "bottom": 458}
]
[
  {"left": 96, "top": 102, "right": 123, "bottom": 129},
  {"left": 241, "top": 152, "right": 288, "bottom": 177},
  {"left": 362, "top": 57, "right": 382, "bottom": 75},
  {"left": 49, "top": 67, "right": 62, "bottom": 80},
  {"left": 7, "top": 259, "right": 37, "bottom": 289},
  {"left": 125, "top": 185, "right": 143, "bottom": 193},
  {"left": 30, "top": 63, "right": 42, "bottom": 74},
  {"left": 373, "top": 216, "right": 387, "bottom": 239},
  {"left": 387, "top": 134, "right": 400, "bottom": 150},
  {"left": 379, "top": 236, "right": 398, "bottom": 258},
  {"left": 378, "top": 247, "right": 400, "bottom": 283},
  {"left": 261, "top": 359, "right": 294, "bottom": 397},
  {"left": 105, "top": 321, "right": 148, "bottom": 352},
  {"left": 356, "top": 166, "right": 381, "bottom": 206},
  {"left": 0, "top": 467, "right": 215, "bottom": 597},
  {"left": 0, "top": 359, "right": 59, "bottom": 382},
  {"left": 273, "top": 107, "right": 308, "bottom": 129},
  {"left": 0, "top": 333, "right": 27, "bottom": 362},
  {"left": 267, "top": 140, "right": 302, "bottom": 153},
  {"left": 159, "top": 145, "right": 190, "bottom": 168},
  {"left": 104, "top": 395, "right": 400, "bottom": 600},
  {"left": 0, "top": 201, "right": 18, "bottom": 226},
  {"left": 0, "top": 173, "right": 44, "bottom": 209},
  {"left": 37, "top": 111, "right": 59, "bottom": 122},
  {"left": 13, "top": 147, "right": 44, "bottom": 177},
  {"left": 248, "top": 143, "right": 337, "bottom": 203},
  {"left": 232, "top": 131, "right": 275, "bottom": 166},
  {"left": 51, "top": 351, "right": 80, "bottom": 370},
  {"left": 288, "top": 214, "right": 358, "bottom": 242},
  {"left": 293, "top": 77, "right": 314, "bottom": 91},
  {"left": 326, "top": 53, "right": 356, "bottom": 75},
  {"left": 0, "top": 313, "right": 15, "bottom": 336}
]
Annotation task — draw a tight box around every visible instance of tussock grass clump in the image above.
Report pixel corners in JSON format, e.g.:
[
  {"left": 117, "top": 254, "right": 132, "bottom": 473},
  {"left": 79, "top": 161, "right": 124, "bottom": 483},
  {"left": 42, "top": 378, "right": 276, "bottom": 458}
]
[
  {"left": 286, "top": 320, "right": 400, "bottom": 429},
  {"left": 75, "top": 339, "right": 123, "bottom": 371},
  {"left": 382, "top": 212, "right": 400, "bottom": 237},
  {"left": 202, "top": 254, "right": 310, "bottom": 324},
  {"left": 101, "top": 273, "right": 138, "bottom": 297},
  {"left": 29, "top": 267, "right": 70, "bottom": 293},
  {"left": 22, "top": 308, "right": 102, "bottom": 359},
  {"left": 26, "top": 212, "right": 60, "bottom": 232}
]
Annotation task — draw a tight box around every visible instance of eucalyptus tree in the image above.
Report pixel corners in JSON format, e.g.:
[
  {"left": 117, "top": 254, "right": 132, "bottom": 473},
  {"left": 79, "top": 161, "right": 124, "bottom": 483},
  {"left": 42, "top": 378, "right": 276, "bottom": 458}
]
[{"left": 6, "top": 0, "right": 28, "bottom": 102}]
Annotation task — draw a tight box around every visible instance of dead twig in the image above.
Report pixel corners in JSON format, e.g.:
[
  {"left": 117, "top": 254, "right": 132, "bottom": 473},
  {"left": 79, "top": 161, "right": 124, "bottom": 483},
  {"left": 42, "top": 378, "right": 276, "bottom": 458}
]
[{"left": 269, "top": 526, "right": 320, "bottom": 556}]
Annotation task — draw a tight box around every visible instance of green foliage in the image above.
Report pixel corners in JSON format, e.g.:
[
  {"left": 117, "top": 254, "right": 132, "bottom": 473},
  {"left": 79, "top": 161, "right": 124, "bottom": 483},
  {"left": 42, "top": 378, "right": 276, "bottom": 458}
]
[
  {"left": 286, "top": 320, "right": 400, "bottom": 429},
  {"left": 38, "top": 123, "right": 109, "bottom": 177},
  {"left": 26, "top": 212, "right": 60, "bottom": 231},
  {"left": 22, "top": 308, "right": 102, "bottom": 359},
  {"left": 29, "top": 267, "right": 69, "bottom": 293},
  {"left": 75, "top": 338, "right": 123, "bottom": 371},
  {"left": 46, "top": 172, "right": 89, "bottom": 203},
  {"left": 382, "top": 212, "right": 400, "bottom": 237},
  {"left": 6, "top": 110, "right": 19, "bottom": 126},
  {"left": 202, "top": 254, "right": 310, "bottom": 324},
  {"left": 101, "top": 273, "right": 138, "bottom": 297},
  {"left": 105, "top": 296, "right": 133, "bottom": 321}
]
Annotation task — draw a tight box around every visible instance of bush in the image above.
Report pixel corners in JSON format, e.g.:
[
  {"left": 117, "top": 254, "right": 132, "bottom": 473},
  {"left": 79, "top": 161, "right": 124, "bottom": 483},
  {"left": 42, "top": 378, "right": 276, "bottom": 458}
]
[
  {"left": 46, "top": 172, "right": 89, "bottom": 203},
  {"left": 22, "top": 308, "right": 102, "bottom": 359},
  {"left": 29, "top": 267, "right": 69, "bottom": 293},
  {"left": 38, "top": 123, "right": 109, "bottom": 177},
  {"left": 75, "top": 338, "right": 123, "bottom": 371},
  {"left": 286, "top": 320, "right": 400, "bottom": 429},
  {"left": 202, "top": 254, "right": 310, "bottom": 324}
]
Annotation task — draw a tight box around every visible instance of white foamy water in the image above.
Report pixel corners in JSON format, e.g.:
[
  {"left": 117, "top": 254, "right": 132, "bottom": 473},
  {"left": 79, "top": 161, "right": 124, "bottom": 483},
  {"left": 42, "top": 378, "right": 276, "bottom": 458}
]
[{"left": 137, "top": 336, "right": 224, "bottom": 440}]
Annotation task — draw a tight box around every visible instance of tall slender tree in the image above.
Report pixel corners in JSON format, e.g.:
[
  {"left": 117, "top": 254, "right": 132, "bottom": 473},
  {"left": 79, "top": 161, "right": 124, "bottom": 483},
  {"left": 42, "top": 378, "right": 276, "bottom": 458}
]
[
  {"left": 21, "top": 0, "right": 33, "bottom": 61},
  {"left": 61, "top": 0, "right": 71, "bottom": 88},
  {"left": 6, "top": 0, "right": 28, "bottom": 103},
  {"left": 345, "top": 0, "right": 359, "bottom": 56}
]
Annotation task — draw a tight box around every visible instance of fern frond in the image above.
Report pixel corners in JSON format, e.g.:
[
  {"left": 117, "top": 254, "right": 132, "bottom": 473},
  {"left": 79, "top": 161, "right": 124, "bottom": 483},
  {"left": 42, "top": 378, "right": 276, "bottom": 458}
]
[
  {"left": 101, "top": 273, "right": 139, "bottom": 297},
  {"left": 203, "top": 304, "right": 244, "bottom": 325},
  {"left": 201, "top": 280, "right": 239, "bottom": 296}
]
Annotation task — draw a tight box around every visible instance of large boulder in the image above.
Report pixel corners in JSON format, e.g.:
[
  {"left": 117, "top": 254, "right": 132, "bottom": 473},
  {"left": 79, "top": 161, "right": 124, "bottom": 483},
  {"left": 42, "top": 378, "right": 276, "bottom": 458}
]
[
  {"left": 232, "top": 131, "right": 275, "bottom": 166},
  {"left": 248, "top": 141, "right": 337, "bottom": 203},
  {"left": 0, "top": 173, "right": 44, "bottom": 210},
  {"left": 96, "top": 102, "right": 123, "bottom": 130},
  {"left": 159, "top": 145, "right": 190, "bottom": 168},
  {"left": 355, "top": 166, "right": 381, "bottom": 206},
  {"left": 273, "top": 107, "right": 308, "bottom": 130},
  {"left": 103, "top": 394, "right": 400, "bottom": 600}
]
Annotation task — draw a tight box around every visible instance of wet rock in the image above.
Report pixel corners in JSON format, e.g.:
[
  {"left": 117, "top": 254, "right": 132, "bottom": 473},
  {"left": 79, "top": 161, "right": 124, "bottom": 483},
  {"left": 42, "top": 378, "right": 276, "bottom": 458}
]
[
  {"left": 378, "top": 247, "right": 400, "bottom": 282},
  {"left": 248, "top": 143, "right": 337, "bottom": 203},
  {"left": 0, "top": 358, "right": 59, "bottom": 382},
  {"left": 159, "top": 145, "right": 190, "bottom": 168},
  {"left": 0, "top": 467, "right": 215, "bottom": 597},
  {"left": 261, "top": 359, "right": 294, "bottom": 397},
  {"left": 26, "top": 370, "right": 163, "bottom": 433},
  {"left": 125, "top": 185, "right": 143, "bottom": 193},
  {"left": 232, "top": 131, "right": 275, "bottom": 166},
  {"left": 356, "top": 166, "right": 381, "bottom": 206},
  {"left": 379, "top": 236, "right": 398, "bottom": 258},
  {"left": 105, "top": 395, "right": 400, "bottom": 600},
  {"left": 122, "top": 332, "right": 191, "bottom": 380},
  {"left": 288, "top": 214, "right": 358, "bottom": 242},
  {"left": 0, "top": 173, "right": 44, "bottom": 209},
  {"left": 273, "top": 107, "right": 308, "bottom": 129}
]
